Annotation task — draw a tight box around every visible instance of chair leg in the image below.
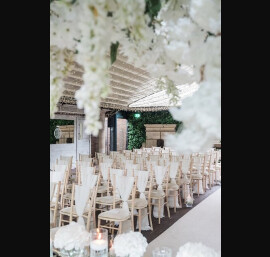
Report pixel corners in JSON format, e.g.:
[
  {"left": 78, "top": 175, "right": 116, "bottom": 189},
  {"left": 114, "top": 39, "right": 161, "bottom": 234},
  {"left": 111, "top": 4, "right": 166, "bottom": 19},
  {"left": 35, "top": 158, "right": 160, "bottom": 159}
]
[
  {"left": 197, "top": 180, "right": 199, "bottom": 196},
  {"left": 98, "top": 218, "right": 101, "bottom": 229},
  {"left": 149, "top": 204, "right": 153, "bottom": 231},
  {"left": 59, "top": 213, "right": 62, "bottom": 227},
  {"left": 178, "top": 189, "right": 182, "bottom": 208},
  {"left": 119, "top": 221, "right": 122, "bottom": 235},
  {"left": 158, "top": 199, "right": 161, "bottom": 224},
  {"left": 174, "top": 191, "right": 177, "bottom": 213},
  {"left": 166, "top": 197, "right": 170, "bottom": 218},
  {"left": 138, "top": 209, "right": 142, "bottom": 233},
  {"left": 131, "top": 212, "right": 134, "bottom": 232}
]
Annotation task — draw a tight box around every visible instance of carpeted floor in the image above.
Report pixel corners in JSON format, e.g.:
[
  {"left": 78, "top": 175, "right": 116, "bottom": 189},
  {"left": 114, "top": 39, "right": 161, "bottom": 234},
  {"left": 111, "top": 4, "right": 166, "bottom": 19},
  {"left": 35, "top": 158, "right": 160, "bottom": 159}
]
[
  {"left": 144, "top": 187, "right": 221, "bottom": 256},
  {"left": 141, "top": 185, "right": 221, "bottom": 243}
]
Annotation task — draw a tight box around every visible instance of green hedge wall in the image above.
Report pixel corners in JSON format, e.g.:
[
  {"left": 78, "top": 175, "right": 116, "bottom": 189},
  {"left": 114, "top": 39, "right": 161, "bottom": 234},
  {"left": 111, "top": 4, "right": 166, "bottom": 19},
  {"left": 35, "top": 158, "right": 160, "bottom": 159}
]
[
  {"left": 50, "top": 119, "right": 74, "bottom": 144},
  {"left": 126, "top": 111, "right": 182, "bottom": 150}
]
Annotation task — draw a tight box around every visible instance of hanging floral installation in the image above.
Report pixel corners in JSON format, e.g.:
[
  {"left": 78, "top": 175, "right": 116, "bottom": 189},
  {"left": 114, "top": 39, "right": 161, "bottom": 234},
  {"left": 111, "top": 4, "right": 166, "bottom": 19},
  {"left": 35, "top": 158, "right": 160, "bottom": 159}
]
[{"left": 50, "top": 0, "right": 221, "bottom": 152}]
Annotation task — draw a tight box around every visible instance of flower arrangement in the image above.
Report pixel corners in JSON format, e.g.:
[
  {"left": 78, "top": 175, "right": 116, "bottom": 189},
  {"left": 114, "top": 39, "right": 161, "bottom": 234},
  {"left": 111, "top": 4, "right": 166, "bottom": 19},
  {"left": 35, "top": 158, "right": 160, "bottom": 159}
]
[
  {"left": 54, "top": 222, "right": 90, "bottom": 252},
  {"left": 113, "top": 231, "right": 148, "bottom": 257},
  {"left": 50, "top": 0, "right": 221, "bottom": 151},
  {"left": 185, "top": 194, "right": 194, "bottom": 207},
  {"left": 176, "top": 242, "right": 220, "bottom": 257}
]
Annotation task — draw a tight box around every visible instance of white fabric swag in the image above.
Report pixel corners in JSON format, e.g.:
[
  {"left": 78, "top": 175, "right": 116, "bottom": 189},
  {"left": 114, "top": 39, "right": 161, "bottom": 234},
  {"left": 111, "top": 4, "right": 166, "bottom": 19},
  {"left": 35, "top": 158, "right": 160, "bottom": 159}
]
[
  {"left": 74, "top": 184, "right": 91, "bottom": 227},
  {"left": 136, "top": 171, "right": 151, "bottom": 231},
  {"left": 115, "top": 175, "right": 134, "bottom": 213},
  {"left": 80, "top": 167, "right": 95, "bottom": 186},
  {"left": 54, "top": 164, "right": 67, "bottom": 173},
  {"left": 154, "top": 166, "right": 167, "bottom": 190},
  {"left": 79, "top": 161, "right": 92, "bottom": 167},
  {"left": 50, "top": 171, "right": 65, "bottom": 223},
  {"left": 168, "top": 162, "right": 181, "bottom": 208},
  {"left": 153, "top": 165, "right": 167, "bottom": 218},
  {"left": 169, "top": 162, "right": 179, "bottom": 184},
  {"left": 110, "top": 169, "right": 124, "bottom": 198},
  {"left": 115, "top": 175, "right": 134, "bottom": 233},
  {"left": 50, "top": 171, "right": 65, "bottom": 203},
  {"left": 100, "top": 163, "right": 112, "bottom": 182}
]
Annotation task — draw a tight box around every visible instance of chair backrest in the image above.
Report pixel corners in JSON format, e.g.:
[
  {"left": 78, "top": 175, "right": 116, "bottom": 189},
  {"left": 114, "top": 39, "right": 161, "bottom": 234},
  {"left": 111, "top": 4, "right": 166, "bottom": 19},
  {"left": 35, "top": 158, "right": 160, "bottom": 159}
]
[
  {"left": 79, "top": 153, "right": 90, "bottom": 161},
  {"left": 109, "top": 169, "right": 124, "bottom": 187},
  {"left": 125, "top": 163, "right": 140, "bottom": 177},
  {"left": 50, "top": 181, "right": 61, "bottom": 227},
  {"left": 113, "top": 175, "right": 135, "bottom": 211},
  {"left": 193, "top": 156, "right": 202, "bottom": 173},
  {"left": 99, "top": 163, "right": 112, "bottom": 182},
  {"left": 60, "top": 156, "right": 73, "bottom": 169},
  {"left": 54, "top": 164, "right": 67, "bottom": 173},
  {"left": 168, "top": 162, "right": 179, "bottom": 179},
  {"left": 153, "top": 165, "right": 168, "bottom": 190},
  {"left": 135, "top": 170, "right": 150, "bottom": 199},
  {"left": 181, "top": 158, "right": 190, "bottom": 174},
  {"left": 79, "top": 166, "right": 96, "bottom": 185}
]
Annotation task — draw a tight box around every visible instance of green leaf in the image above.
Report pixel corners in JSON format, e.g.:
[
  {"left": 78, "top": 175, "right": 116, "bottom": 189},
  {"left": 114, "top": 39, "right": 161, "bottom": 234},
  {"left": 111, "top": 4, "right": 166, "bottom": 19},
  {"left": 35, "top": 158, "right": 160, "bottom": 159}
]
[
  {"left": 145, "top": 0, "right": 161, "bottom": 22},
  {"left": 110, "top": 42, "right": 119, "bottom": 65}
]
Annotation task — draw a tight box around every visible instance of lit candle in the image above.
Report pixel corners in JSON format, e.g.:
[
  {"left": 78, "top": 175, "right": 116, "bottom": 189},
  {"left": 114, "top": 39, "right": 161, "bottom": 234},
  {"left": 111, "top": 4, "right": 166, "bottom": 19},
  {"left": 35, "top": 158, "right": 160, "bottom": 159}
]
[
  {"left": 90, "top": 239, "right": 107, "bottom": 251},
  {"left": 90, "top": 229, "right": 108, "bottom": 257}
]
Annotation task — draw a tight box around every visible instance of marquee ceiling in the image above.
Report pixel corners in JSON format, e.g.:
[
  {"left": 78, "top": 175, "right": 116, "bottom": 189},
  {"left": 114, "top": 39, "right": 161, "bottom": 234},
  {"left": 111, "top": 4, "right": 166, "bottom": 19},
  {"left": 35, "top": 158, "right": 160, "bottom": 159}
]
[{"left": 58, "top": 52, "right": 199, "bottom": 113}]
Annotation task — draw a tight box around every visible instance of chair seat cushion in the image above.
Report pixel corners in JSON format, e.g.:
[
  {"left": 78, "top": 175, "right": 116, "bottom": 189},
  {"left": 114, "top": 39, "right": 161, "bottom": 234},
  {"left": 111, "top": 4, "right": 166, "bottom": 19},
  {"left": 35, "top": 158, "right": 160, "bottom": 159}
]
[
  {"left": 192, "top": 174, "right": 203, "bottom": 179},
  {"left": 59, "top": 206, "right": 91, "bottom": 216},
  {"left": 167, "top": 183, "right": 179, "bottom": 190},
  {"left": 128, "top": 198, "right": 148, "bottom": 208},
  {"left": 98, "top": 208, "right": 130, "bottom": 221},
  {"left": 63, "top": 193, "right": 71, "bottom": 199},
  {"left": 66, "top": 184, "right": 72, "bottom": 189},
  {"left": 151, "top": 190, "right": 165, "bottom": 198},
  {"left": 96, "top": 196, "right": 121, "bottom": 204},
  {"left": 97, "top": 185, "right": 107, "bottom": 193},
  {"left": 179, "top": 178, "right": 190, "bottom": 185}
]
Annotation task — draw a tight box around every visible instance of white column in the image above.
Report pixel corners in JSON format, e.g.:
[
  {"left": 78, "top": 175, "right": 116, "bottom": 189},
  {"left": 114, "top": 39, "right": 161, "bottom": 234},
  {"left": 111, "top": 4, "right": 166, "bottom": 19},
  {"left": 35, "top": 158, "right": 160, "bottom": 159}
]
[{"left": 98, "top": 109, "right": 106, "bottom": 153}]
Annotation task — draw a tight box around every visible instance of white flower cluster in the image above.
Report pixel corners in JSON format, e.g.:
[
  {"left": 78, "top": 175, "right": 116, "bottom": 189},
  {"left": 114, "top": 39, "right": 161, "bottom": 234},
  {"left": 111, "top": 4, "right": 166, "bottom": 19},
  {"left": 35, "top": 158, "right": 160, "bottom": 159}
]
[
  {"left": 74, "top": 0, "right": 113, "bottom": 136},
  {"left": 176, "top": 242, "right": 220, "bottom": 257},
  {"left": 186, "top": 195, "right": 194, "bottom": 204},
  {"left": 50, "top": 46, "right": 74, "bottom": 118},
  {"left": 50, "top": 0, "right": 221, "bottom": 148},
  {"left": 114, "top": 231, "right": 148, "bottom": 257},
  {"left": 54, "top": 222, "right": 90, "bottom": 251}
]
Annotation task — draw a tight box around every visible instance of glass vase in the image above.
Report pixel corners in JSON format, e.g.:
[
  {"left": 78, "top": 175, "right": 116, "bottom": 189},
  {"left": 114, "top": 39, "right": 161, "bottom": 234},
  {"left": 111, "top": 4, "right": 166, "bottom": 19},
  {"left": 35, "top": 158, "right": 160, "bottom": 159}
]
[
  {"left": 152, "top": 247, "right": 172, "bottom": 257},
  {"left": 90, "top": 228, "right": 108, "bottom": 257},
  {"left": 59, "top": 248, "right": 87, "bottom": 257}
]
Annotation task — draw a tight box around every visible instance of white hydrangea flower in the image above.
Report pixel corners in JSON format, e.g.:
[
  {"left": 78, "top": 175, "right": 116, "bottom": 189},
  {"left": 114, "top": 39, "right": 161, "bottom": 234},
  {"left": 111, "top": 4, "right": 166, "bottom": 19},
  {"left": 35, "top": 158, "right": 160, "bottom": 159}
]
[
  {"left": 176, "top": 242, "right": 220, "bottom": 257},
  {"left": 190, "top": 0, "right": 221, "bottom": 34},
  {"left": 54, "top": 222, "right": 90, "bottom": 251},
  {"left": 114, "top": 231, "right": 148, "bottom": 257}
]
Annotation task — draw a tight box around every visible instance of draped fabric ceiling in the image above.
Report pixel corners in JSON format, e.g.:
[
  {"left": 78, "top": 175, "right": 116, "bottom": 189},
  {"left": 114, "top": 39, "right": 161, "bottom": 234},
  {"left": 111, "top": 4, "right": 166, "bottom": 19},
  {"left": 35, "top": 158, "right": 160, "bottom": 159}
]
[{"left": 58, "top": 52, "right": 199, "bottom": 114}]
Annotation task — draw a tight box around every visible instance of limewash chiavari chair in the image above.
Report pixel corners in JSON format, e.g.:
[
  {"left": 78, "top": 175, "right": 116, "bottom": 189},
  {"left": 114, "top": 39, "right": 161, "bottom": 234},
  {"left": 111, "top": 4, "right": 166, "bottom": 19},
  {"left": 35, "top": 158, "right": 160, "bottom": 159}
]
[
  {"left": 59, "top": 174, "right": 99, "bottom": 229},
  {"left": 76, "top": 160, "right": 92, "bottom": 183},
  {"left": 98, "top": 174, "right": 136, "bottom": 235},
  {"left": 50, "top": 175, "right": 99, "bottom": 255},
  {"left": 78, "top": 166, "right": 96, "bottom": 186},
  {"left": 128, "top": 170, "right": 153, "bottom": 232},
  {"left": 191, "top": 156, "right": 204, "bottom": 196},
  {"left": 95, "top": 168, "right": 124, "bottom": 213},
  {"left": 59, "top": 156, "right": 73, "bottom": 176},
  {"left": 178, "top": 158, "right": 192, "bottom": 203},
  {"left": 201, "top": 153, "right": 211, "bottom": 190},
  {"left": 50, "top": 180, "right": 61, "bottom": 228},
  {"left": 150, "top": 165, "right": 170, "bottom": 224},
  {"left": 167, "top": 162, "right": 182, "bottom": 212}
]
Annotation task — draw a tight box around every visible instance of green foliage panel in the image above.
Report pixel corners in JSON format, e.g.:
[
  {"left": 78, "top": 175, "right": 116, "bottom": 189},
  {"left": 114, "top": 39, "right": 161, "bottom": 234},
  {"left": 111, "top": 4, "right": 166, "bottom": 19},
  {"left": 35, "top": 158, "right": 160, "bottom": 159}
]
[
  {"left": 50, "top": 119, "right": 74, "bottom": 144},
  {"left": 127, "top": 111, "right": 182, "bottom": 150}
]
